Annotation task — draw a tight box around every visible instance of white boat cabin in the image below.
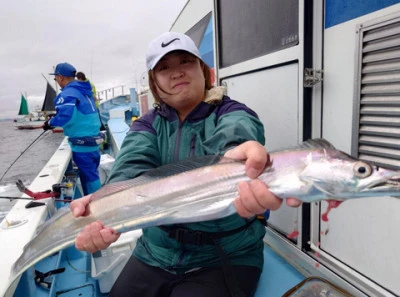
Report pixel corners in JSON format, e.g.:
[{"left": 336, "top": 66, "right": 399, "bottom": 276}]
[{"left": 165, "top": 0, "right": 400, "bottom": 296}]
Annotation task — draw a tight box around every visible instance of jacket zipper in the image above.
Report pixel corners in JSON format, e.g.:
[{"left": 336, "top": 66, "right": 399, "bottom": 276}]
[
  {"left": 173, "top": 122, "right": 184, "bottom": 161},
  {"left": 176, "top": 250, "right": 186, "bottom": 268},
  {"left": 189, "top": 134, "right": 196, "bottom": 157},
  {"left": 85, "top": 95, "right": 96, "bottom": 112}
]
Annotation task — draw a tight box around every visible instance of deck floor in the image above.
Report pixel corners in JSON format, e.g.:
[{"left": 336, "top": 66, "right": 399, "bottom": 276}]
[{"left": 254, "top": 244, "right": 305, "bottom": 297}]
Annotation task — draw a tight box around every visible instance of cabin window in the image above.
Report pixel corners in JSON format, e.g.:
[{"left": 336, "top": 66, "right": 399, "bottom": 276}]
[
  {"left": 353, "top": 16, "right": 400, "bottom": 170},
  {"left": 216, "top": 0, "right": 299, "bottom": 68}
]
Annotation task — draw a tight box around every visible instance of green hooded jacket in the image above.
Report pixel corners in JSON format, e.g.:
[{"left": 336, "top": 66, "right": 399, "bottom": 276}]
[{"left": 107, "top": 87, "right": 266, "bottom": 273}]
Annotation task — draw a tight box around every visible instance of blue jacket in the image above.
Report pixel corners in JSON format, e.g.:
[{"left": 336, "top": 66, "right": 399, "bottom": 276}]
[
  {"left": 49, "top": 80, "right": 100, "bottom": 152},
  {"left": 107, "top": 87, "right": 266, "bottom": 273}
]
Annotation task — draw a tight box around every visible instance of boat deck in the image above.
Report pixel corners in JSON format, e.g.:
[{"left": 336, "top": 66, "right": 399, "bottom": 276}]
[
  {"left": 12, "top": 239, "right": 305, "bottom": 297},
  {"left": 255, "top": 244, "right": 304, "bottom": 296}
]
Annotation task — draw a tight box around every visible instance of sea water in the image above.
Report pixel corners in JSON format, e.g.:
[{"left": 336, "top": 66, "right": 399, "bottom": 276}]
[{"left": 0, "top": 121, "right": 64, "bottom": 221}]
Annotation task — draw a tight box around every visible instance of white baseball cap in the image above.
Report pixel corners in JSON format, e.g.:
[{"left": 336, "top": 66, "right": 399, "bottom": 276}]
[{"left": 146, "top": 32, "right": 202, "bottom": 70}]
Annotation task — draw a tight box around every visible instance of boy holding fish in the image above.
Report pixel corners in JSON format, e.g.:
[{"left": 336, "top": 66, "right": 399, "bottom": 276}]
[{"left": 71, "top": 32, "right": 301, "bottom": 297}]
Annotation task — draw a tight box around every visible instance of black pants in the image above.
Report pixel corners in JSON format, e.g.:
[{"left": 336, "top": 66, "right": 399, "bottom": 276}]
[{"left": 109, "top": 256, "right": 262, "bottom": 297}]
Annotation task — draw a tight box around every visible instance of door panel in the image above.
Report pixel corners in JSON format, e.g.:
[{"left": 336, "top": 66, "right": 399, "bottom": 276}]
[{"left": 222, "top": 63, "right": 300, "bottom": 236}]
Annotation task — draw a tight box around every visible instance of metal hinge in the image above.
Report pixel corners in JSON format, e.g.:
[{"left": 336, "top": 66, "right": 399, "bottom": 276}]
[{"left": 304, "top": 68, "right": 323, "bottom": 88}]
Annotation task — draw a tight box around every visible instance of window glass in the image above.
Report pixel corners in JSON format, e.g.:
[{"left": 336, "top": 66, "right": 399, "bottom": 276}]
[{"left": 217, "top": 0, "right": 299, "bottom": 67}]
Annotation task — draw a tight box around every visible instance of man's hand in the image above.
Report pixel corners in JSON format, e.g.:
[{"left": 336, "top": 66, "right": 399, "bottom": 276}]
[{"left": 42, "top": 120, "right": 54, "bottom": 131}]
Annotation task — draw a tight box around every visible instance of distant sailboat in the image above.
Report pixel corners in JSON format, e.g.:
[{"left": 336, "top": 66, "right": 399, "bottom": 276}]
[
  {"left": 41, "top": 81, "right": 57, "bottom": 113},
  {"left": 16, "top": 81, "right": 57, "bottom": 130},
  {"left": 15, "top": 93, "right": 42, "bottom": 129},
  {"left": 18, "top": 94, "right": 29, "bottom": 116},
  {"left": 41, "top": 81, "right": 64, "bottom": 133}
]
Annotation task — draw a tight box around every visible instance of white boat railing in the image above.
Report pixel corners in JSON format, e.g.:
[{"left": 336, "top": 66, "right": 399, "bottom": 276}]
[{"left": 0, "top": 138, "right": 72, "bottom": 297}]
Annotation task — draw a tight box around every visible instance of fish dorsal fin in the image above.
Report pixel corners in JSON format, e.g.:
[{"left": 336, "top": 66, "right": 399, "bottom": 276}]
[
  {"left": 298, "top": 138, "right": 336, "bottom": 150},
  {"left": 299, "top": 139, "right": 355, "bottom": 161},
  {"left": 270, "top": 138, "right": 336, "bottom": 154},
  {"left": 142, "top": 155, "right": 224, "bottom": 179},
  {"left": 90, "top": 155, "right": 224, "bottom": 201}
]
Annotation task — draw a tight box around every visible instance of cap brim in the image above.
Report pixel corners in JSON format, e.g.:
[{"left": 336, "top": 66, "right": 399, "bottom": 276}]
[{"left": 149, "top": 50, "right": 202, "bottom": 70}]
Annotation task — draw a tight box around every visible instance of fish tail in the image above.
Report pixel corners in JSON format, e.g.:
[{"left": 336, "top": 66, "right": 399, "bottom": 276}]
[{"left": 10, "top": 208, "right": 94, "bottom": 282}]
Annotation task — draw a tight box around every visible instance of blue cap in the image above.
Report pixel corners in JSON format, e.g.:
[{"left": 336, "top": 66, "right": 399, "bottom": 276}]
[{"left": 49, "top": 62, "right": 76, "bottom": 77}]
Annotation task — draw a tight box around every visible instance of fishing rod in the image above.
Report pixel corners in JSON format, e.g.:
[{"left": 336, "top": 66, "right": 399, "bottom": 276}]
[
  {"left": 0, "top": 196, "right": 72, "bottom": 203},
  {"left": 0, "top": 129, "right": 48, "bottom": 183}
]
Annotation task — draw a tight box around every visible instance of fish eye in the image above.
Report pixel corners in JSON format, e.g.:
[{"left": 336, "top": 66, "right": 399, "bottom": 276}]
[{"left": 353, "top": 161, "right": 372, "bottom": 178}]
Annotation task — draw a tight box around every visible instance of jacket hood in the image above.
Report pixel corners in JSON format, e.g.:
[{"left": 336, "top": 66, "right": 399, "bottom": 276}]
[{"left": 64, "top": 80, "right": 93, "bottom": 97}]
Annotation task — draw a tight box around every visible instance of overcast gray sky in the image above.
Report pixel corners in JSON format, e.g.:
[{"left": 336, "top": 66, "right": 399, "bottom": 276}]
[{"left": 0, "top": 0, "right": 187, "bottom": 119}]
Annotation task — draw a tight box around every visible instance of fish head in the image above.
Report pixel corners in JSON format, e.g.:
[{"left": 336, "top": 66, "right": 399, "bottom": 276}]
[{"left": 299, "top": 150, "right": 400, "bottom": 199}]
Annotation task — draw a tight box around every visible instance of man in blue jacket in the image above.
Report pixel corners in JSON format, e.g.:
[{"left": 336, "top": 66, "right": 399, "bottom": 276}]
[{"left": 44, "top": 62, "right": 102, "bottom": 195}]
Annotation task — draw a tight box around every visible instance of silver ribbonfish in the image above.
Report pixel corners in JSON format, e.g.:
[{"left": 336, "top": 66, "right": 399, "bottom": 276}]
[{"left": 8, "top": 139, "right": 400, "bottom": 288}]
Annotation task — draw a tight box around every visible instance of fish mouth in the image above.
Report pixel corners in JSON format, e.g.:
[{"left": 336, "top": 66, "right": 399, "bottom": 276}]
[{"left": 365, "top": 176, "right": 400, "bottom": 192}]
